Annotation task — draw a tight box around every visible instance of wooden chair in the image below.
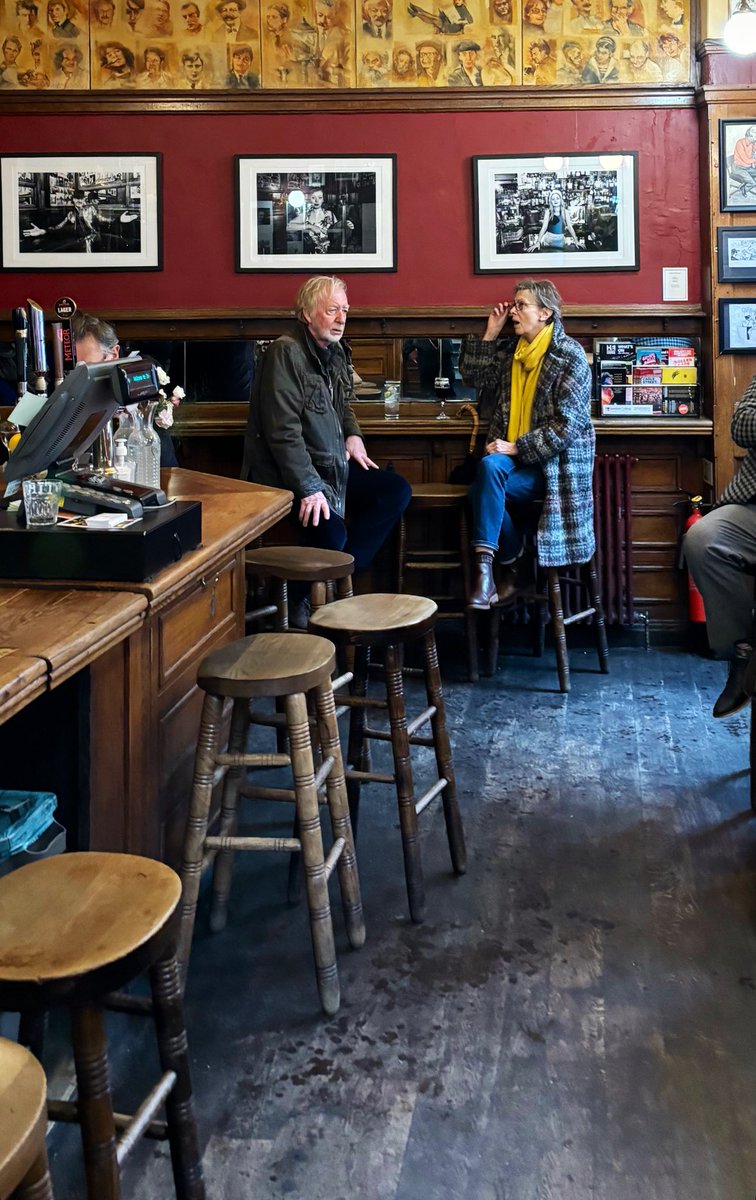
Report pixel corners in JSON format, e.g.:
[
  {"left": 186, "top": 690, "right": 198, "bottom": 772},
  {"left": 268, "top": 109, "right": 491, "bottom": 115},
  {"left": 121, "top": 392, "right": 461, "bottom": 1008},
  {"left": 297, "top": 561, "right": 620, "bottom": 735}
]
[
  {"left": 0, "top": 853, "right": 205, "bottom": 1200},
  {"left": 178, "top": 631, "right": 365, "bottom": 1017},
  {"left": 308, "top": 593, "right": 467, "bottom": 924},
  {"left": 471, "top": 549, "right": 609, "bottom": 692},
  {"left": 245, "top": 545, "right": 354, "bottom": 630},
  {"left": 396, "top": 404, "right": 479, "bottom": 674},
  {"left": 0, "top": 1039, "right": 54, "bottom": 1200}
]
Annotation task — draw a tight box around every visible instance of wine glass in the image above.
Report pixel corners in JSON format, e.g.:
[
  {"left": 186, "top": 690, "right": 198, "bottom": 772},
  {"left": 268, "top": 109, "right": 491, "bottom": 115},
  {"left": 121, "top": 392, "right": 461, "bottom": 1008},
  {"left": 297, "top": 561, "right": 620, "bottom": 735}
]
[{"left": 434, "top": 375, "right": 451, "bottom": 420}]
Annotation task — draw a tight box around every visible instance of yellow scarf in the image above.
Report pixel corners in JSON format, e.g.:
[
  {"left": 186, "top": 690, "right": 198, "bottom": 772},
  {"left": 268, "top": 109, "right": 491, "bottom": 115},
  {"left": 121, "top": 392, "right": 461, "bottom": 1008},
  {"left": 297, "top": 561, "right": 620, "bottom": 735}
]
[{"left": 507, "top": 322, "right": 554, "bottom": 442}]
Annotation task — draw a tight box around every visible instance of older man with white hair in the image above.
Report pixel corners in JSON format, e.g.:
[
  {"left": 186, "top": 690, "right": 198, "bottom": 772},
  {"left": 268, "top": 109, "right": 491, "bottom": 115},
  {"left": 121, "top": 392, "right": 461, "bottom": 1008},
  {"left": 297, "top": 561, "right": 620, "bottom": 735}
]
[{"left": 242, "top": 275, "right": 410, "bottom": 621}]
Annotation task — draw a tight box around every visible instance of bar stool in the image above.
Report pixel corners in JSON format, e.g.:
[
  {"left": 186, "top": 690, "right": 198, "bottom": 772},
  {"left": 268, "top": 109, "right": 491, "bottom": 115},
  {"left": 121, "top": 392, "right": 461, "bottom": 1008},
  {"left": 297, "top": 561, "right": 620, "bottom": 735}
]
[
  {"left": 473, "top": 551, "right": 609, "bottom": 692},
  {"left": 0, "top": 852, "right": 205, "bottom": 1200},
  {"left": 178, "top": 631, "right": 365, "bottom": 1017},
  {"left": 0, "top": 1039, "right": 54, "bottom": 1200},
  {"left": 308, "top": 593, "right": 467, "bottom": 924},
  {"left": 245, "top": 545, "right": 354, "bottom": 630}
]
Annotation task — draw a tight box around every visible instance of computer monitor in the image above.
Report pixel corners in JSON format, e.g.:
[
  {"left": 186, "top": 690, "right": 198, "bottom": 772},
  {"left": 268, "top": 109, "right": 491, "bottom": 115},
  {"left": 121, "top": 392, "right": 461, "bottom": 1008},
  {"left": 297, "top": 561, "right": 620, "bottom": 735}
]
[{"left": 4, "top": 358, "right": 160, "bottom": 484}]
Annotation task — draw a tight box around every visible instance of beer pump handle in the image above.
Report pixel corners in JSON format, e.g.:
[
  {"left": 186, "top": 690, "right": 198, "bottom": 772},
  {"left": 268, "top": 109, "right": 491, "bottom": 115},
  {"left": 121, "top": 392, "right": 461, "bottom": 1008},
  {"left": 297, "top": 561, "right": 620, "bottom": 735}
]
[{"left": 12, "top": 307, "right": 27, "bottom": 399}]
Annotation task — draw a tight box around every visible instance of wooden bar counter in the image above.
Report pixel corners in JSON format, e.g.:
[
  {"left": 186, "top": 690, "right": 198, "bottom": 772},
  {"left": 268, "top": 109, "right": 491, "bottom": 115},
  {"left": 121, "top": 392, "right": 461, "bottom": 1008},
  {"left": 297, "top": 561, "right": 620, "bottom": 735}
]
[{"left": 0, "top": 470, "right": 292, "bottom": 864}]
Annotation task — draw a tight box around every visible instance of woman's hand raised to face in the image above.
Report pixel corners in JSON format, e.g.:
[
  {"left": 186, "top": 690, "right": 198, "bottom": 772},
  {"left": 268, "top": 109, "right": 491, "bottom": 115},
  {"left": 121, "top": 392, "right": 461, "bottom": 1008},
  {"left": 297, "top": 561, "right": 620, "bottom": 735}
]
[{"left": 483, "top": 302, "right": 511, "bottom": 342}]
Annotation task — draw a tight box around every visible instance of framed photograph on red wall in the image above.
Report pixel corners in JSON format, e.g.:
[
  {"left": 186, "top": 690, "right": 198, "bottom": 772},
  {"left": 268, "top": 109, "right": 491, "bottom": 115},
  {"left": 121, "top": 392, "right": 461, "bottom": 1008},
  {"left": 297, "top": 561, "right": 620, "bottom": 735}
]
[
  {"left": 235, "top": 154, "right": 397, "bottom": 273},
  {"left": 0, "top": 153, "right": 162, "bottom": 272},
  {"left": 472, "top": 151, "right": 639, "bottom": 274}
]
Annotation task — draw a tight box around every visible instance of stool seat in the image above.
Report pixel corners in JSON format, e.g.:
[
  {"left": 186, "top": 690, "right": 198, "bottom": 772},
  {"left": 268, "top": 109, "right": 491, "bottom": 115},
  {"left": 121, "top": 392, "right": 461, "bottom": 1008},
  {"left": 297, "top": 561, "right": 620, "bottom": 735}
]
[
  {"left": 0, "top": 853, "right": 204, "bottom": 1200},
  {"left": 409, "top": 483, "right": 468, "bottom": 505},
  {"left": 0, "top": 852, "right": 180, "bottom": 986},
  {"left": 245, "top": 545, "right": 354, "bottom": 582},
  {"left": 0, "top": 1039, "right": 49, "bottom": 1200},
  {"left": 309, "top": 593, "right": 437, "bottom": 643},
  {"left": 198, "top": 632, "right": 336, "bottom": 699}
]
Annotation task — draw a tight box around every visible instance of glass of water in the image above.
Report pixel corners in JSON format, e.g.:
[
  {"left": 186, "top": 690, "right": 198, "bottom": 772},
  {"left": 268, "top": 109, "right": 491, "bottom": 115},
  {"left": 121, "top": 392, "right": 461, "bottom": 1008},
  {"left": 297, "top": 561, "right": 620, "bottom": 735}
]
[
  {"left": 22, "top": 478, "right": 62, "bottom": 527},
  {"left": 383, "top": 380, "right": 401, "bottom": 421}
]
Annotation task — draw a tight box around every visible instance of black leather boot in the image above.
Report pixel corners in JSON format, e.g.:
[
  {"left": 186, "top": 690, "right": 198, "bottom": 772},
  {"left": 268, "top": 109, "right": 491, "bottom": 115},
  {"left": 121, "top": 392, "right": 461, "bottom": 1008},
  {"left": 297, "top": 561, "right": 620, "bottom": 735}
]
[
  {"left": 713, "top": 641, "right": 753, "bottom": 718},
  {"left": 468, "top": 551, "right": 498, "bottom": 610}
]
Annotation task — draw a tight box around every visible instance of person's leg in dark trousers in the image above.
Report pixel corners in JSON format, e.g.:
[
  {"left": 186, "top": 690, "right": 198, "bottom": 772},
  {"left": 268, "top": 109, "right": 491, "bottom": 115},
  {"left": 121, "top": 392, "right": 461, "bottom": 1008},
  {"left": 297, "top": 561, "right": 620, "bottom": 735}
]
[
  {"left": 342, "top": 461, "right": 411, "bottom": 571},
  {"left": 294, "top": 462, "right": 410, "bottom": 587}
]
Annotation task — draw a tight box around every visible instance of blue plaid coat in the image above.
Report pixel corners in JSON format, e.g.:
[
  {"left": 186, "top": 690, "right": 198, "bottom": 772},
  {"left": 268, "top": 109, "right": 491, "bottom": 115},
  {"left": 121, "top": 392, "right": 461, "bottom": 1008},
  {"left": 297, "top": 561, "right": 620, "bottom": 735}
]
[{"left": 459, "top": 316, "right": 595, "bottom": 566}]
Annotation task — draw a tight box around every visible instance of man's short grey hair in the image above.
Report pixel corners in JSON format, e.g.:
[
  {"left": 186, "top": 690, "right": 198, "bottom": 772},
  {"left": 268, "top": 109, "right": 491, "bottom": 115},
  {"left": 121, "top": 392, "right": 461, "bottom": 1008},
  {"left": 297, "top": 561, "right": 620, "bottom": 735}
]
[
  {"left": 72, "top": 312, "right": 119, "bottom": 355},
  {"left": 515, "top": 278, "right": 562, "bottom": 320},
  {"left": 295, "top": 275, "right": 347, "bottom": 321}
]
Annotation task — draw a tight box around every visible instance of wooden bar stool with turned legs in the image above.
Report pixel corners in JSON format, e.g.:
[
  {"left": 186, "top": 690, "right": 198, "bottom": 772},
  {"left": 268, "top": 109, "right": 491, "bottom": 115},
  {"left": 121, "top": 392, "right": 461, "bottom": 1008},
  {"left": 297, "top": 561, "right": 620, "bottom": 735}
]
[
  {"left": 0, "top": 1038, "right": 54, "bottom": 1200},
  {"left": 309, "top": 593, "right": 467, "bottom": 924},
  {"left": 0, "top": 853, "right": 205, "bottom": 1200},
  {"left": 244, "top": 545, "right": 355, "bottom": 630},
  {"left": 178, "top": 631, "right": 365, "bottom": 1017}
]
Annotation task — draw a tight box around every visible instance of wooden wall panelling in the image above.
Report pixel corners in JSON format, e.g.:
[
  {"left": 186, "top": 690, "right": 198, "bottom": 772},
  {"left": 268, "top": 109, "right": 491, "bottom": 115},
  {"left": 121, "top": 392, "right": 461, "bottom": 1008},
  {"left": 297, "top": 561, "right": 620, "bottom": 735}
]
[{"left": 699, "top": 88, "right": 756, "bottom": 498}]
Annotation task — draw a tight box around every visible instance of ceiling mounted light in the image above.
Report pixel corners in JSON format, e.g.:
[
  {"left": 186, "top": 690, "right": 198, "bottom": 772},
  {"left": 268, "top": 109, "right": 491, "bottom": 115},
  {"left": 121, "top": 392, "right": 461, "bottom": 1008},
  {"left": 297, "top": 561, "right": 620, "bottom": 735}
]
[{"left": 543, "top": 156, "right": 564, "bottom": 171}]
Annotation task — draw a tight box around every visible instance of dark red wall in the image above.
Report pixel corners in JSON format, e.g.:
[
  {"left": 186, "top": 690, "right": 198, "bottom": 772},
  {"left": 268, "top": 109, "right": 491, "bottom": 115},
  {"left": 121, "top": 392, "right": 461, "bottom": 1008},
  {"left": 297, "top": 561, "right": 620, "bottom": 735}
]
[{"left": 0, "top": 107, "right": 701, "bottom": 313}]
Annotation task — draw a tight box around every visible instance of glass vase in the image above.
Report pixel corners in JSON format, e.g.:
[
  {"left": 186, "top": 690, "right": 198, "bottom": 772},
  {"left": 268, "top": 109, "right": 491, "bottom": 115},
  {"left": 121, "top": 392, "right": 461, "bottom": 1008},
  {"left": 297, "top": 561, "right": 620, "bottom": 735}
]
[{"left": 126, "top": 401, "right": 161, "bottom": 489}]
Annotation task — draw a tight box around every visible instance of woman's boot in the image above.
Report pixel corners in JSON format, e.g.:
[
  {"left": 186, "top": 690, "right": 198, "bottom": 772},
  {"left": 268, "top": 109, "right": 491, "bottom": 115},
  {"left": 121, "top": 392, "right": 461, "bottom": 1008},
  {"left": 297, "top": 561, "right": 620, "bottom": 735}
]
[{"left": 468, "top": 551, "right": 498, "bottom": 610}]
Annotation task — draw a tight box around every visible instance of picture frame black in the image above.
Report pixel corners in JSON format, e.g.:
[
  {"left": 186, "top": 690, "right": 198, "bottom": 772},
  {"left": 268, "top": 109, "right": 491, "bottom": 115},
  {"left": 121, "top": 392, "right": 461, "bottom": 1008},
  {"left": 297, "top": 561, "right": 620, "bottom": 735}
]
[
  {"left": 719, "top": 121, "right": 756, "bottom": 213},
  {"left": 0, "top": 153, "right": 162, "bottom": 272},
  {"left": 235, "top": 154, "right": 397, "bottom": 273},
  {"left": 718, "top": 297, "right": 756, "bottom": 353},
  {"left": 472, "top": 151, "right": 639, "bottom": 274},
  {"left": 717, "top": 226, "right": 756, "bottom": 282}
]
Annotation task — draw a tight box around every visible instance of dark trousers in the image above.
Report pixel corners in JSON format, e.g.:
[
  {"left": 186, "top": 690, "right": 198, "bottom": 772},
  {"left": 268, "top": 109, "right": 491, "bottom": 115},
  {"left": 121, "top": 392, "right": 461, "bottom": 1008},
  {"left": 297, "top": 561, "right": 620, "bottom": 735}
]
[{"left": 297, "top": 461, "right": 411, "bottom": 572}]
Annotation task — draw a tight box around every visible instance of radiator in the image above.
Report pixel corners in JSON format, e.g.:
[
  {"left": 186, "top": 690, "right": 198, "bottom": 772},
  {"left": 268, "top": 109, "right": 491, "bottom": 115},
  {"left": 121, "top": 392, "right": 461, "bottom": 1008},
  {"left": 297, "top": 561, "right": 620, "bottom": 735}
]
[{"left": 592, "top": 453, "right": 634, "bottom": 625}]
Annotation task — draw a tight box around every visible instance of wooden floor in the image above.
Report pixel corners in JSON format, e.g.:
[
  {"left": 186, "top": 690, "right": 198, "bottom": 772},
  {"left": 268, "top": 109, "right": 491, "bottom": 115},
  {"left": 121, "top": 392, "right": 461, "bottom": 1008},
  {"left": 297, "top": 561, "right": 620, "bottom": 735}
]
[{"left": 48, "top": 641, "right": 756, "bottom": 1199}]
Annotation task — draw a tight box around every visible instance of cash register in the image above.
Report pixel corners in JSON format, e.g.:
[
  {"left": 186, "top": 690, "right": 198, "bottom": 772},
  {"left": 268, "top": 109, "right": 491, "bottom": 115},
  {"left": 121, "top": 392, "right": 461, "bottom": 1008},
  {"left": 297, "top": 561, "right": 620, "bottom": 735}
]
[{"left": 0, "top": 358, "right": 202, "bottom": 582}]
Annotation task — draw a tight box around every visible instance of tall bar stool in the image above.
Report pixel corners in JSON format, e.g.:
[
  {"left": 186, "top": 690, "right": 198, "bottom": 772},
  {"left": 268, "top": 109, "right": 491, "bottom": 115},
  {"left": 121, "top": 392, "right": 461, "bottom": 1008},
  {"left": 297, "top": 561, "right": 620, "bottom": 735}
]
[
  {"left": 472, "top": 550, "right": 609, "bottom": 692},
  {"left": 178, "top": 631, "right": 365, "bottom": 1017},
  {"left": 245, "top": 545, "right": 354, "bottom": 630},
  {"left": 396, "top": 404, "right": 479, "bottom": 676},
  {"left": 0, "top": 853, "right": 205, "bottom": 1200},
  {"left": 308, "top": 593, "right": 467, "bottom": 923},
  {"left": 0, "top": 1039, "right": 54, "bottom": 1200}
]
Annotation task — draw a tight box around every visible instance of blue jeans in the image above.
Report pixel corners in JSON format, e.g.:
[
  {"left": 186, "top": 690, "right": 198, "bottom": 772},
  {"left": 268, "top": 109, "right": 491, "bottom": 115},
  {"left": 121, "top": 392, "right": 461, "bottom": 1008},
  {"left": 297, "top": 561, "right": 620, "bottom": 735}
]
[{"left": 469, "top": 453, "right": 545, "bottom": 561}]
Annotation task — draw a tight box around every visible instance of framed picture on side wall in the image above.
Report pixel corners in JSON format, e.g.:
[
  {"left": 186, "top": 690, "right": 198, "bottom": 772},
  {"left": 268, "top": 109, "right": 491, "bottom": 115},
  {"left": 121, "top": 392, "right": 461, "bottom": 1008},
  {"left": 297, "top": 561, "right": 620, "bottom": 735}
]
[
  {"left": 719, "top": 297, "right": 756, "bottom": 353},
  {"left": 0, "top": 153, "right": 162, "bottom": 271},
  {"left": 717, "top": 226, "right": 756, "bottom": 282},
  {"left": 235, "top": 154, "right": 397, "bottom": 272},
  {"left": 719, "top": 121, "right": 756, "bottom": 212},
  {"left": 472, "top": 152, "right": 639, "bottom": 274}
]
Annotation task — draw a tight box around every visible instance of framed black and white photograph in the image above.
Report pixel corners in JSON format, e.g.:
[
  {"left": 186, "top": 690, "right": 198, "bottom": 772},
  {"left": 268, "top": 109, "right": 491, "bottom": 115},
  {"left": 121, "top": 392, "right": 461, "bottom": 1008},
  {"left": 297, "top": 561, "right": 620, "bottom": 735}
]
[
  {"left": 0, "top": 154, "right": 162, "bottom": 272},
  {"left": 719, "top": 121, "right": 756, "bottom": 212},
  {"left": 235, "top": 154, "right": 396, "bottom": 273},
  {"left": 472, "top": 152, "right": 639, "bottom": 274},
  {"left": 719, "top": 297, "right": 756, "bottom": 353},
  {"left": 717, "top": 226, "right": 756, "bottom": 282}
]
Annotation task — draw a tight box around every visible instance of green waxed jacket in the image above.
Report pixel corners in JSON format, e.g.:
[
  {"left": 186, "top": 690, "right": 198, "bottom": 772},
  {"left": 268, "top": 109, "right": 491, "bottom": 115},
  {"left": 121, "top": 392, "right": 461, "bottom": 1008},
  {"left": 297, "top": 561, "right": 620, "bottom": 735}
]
[{"left": 241, "top": 321, "right": 362, "bottom": 518}]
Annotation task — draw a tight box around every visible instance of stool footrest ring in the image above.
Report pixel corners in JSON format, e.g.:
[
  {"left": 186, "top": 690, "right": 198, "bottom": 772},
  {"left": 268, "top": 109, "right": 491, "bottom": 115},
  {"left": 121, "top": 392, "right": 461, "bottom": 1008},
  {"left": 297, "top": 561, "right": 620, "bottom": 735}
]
[
  {"left": 116, "top": 1070, "right": 177, "bottom": 1165},
  {"left": 205, "top": 834, "right": 301, "bottom": 853},
  {"left": 323, "top": 836, "right": 345, "bottom": 881},
  {"left": 415, "top": 777, "right": 448, "bottom": 816},
  {"left": 344, "top": 767, "right": 395, "bottom": 785}
]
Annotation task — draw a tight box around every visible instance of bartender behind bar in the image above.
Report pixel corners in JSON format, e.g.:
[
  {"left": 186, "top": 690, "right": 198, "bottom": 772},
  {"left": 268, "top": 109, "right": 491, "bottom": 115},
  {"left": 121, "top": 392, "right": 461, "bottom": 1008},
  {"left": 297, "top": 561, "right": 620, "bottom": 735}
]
[{"left": 71, "top": 312, "right": 179, "bottom": 467}]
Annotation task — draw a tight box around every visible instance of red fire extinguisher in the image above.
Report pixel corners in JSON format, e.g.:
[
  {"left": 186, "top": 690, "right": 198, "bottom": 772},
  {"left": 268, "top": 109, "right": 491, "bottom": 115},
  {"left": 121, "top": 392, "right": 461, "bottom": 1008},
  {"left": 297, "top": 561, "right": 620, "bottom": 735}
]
[{"left": 685, "top": 495, "right": 706, "bottom": 623}]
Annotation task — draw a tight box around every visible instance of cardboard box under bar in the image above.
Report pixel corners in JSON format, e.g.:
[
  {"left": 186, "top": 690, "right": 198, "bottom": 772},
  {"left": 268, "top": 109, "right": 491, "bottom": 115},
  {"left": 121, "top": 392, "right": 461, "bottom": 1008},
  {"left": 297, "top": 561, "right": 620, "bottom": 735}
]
[{"left": 0, "top": 501, "right": 202, "bottom": 583}]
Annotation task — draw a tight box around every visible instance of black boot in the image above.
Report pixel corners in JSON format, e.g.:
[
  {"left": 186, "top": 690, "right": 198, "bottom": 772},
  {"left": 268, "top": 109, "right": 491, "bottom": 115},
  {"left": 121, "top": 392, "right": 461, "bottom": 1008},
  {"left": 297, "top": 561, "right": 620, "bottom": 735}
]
[
  {"left": 713, "top": 641, "right": 754, "bottom": 718},
  {"left": 468, "top": 551, "right": 498, "bottom": 610}
]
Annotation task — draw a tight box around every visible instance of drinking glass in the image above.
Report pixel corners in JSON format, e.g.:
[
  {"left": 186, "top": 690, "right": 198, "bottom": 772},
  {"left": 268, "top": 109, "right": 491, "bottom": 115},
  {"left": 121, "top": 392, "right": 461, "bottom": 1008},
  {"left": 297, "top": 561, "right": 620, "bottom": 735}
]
[
  {"left": 22, "top": 478, "right": 62, "bottom": 527},
  {"left": 434, "top": 375, "right": 451, "bottom": 420},
  {"left": 383, "top": 380, "right": 401, "bottom": 421}
]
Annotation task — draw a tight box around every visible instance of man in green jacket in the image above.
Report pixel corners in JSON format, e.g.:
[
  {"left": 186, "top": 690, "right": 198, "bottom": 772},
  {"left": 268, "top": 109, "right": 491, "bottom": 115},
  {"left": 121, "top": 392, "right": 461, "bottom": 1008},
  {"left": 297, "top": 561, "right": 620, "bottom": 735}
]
[{"left": 242, "top": 274, "right": 410, "bottom": 593}]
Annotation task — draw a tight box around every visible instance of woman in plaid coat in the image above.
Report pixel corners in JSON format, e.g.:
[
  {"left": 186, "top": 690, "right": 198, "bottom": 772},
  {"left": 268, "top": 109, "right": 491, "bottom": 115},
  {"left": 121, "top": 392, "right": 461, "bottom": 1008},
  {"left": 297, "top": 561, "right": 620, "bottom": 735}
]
[{"left": 459, "top": 279, "right": 595, "bottom": 609}]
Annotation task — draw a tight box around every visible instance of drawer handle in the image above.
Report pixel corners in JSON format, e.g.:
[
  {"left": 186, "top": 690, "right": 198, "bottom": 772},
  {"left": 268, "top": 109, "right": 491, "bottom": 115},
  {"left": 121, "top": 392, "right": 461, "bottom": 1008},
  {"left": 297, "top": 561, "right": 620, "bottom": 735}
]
[{"left": 201, "top": 573, "right": 221, "bottom": 618}]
